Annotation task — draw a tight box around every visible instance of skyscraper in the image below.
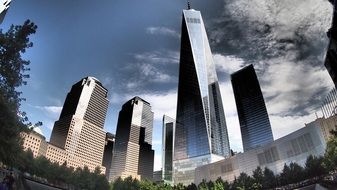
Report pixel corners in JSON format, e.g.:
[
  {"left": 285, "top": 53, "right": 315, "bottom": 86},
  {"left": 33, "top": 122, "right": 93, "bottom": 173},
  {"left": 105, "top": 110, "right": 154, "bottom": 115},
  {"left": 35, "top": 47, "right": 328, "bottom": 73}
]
[
  {"left": 174, "top": 7, "right": 230, "bottom": 185},
  {"left": 0, "top": 0, "right": 11, "bottom": 24},
  {"left": 109, "top": 97, "right": 154, "bottom": 182},
  {"left": 49, "top": 76, "right": 109, "bottom": 172},
  {"left": 231, "top": 64, "right": 273, "bottom": 152},
  {"left": 103, "top": 132, "right": 115, "bottom": 179},
  {"left": 324, "top": 0, "right": 337, "bottom": 87},
  {"left": 162, "top": 115, "right": 175, "bottom": 184}
]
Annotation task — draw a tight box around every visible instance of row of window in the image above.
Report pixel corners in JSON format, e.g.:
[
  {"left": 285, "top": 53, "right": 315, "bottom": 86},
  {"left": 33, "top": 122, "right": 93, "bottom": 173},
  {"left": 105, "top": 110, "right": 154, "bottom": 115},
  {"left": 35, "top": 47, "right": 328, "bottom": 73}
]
[{"left": 186, "top": 17, "right": 200, "bottom": 24}]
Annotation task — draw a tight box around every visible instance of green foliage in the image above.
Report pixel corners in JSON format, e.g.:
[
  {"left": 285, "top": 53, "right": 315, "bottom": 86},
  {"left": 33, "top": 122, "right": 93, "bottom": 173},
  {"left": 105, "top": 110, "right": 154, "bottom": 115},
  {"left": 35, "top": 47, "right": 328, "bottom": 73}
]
[
  {"left": 262, "top": 167, "right": 276, "bottom": 188},
  {"left": 174, "top": 183, "right": 186, "bottom": 190},
  {"left": 305, "top": 155, "right": 326, "bottom": 178},
  {"left": 280, "top": 162, "right": 304, "bottom": 185},
  {"left": 213, "top": 177, "right": 229, "bottom": 190},
  {"left": 16, "top": 150, "right": 109, "bottom": 190},
  {"left": 323, "top": 134, "right": 337, "bottom": 172},
  {"left": 197, "top": 179, "right": 208, "bottom": 190},
  {"left": 0, "top": 19, "right": 37, "bottom": 166},
  {"left": 232, "top": 172, "right": 255, "bottom": 190}
]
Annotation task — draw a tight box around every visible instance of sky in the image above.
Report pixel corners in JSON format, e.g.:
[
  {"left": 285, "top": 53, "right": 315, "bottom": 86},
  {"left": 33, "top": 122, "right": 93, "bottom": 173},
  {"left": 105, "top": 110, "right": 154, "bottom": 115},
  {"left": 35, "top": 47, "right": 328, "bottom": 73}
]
[{"left": 1, "top": 0, "right": 334, "bottom": 171}]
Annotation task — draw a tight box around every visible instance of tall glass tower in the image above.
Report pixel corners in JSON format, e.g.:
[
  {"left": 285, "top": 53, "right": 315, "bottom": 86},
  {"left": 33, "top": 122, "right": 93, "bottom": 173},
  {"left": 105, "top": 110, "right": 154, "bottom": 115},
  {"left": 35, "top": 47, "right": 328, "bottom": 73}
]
[
  {"left": 325, "top": 0, "right": 337, "bottom": 87},
  {"left": 162, "top": 115, "right": 175, "bottom": 185},
  {"left": 173, "top": 7, "right": 230, "bottom": 185},
  {"left": 231, "top": 64, "right": 273, "bottom": 152}
]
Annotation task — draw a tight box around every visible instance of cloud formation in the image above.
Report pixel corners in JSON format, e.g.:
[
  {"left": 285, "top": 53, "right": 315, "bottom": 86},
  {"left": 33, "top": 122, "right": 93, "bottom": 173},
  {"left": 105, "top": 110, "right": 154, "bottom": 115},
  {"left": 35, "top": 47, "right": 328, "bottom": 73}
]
[
  {"left": 146, "top": 26, "right": 180, "bottom": 38},
  {"left": 209, "top": 0, "right": 333, "bottom": 118}
]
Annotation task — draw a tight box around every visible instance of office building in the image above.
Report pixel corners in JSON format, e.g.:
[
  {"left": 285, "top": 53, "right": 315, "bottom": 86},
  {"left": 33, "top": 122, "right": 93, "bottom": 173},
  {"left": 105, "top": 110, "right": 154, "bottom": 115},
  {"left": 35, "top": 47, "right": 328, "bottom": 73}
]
[
  {"left": 103, "top": 132, "right": 115, "bottom": 179},
  {"left": 315, "top": 115, "right": 337, "bottom": 142},
  {"left": 321, "top": 87, "right": 337, "bottom": 118},
  {"left": 231, "top": 64, "right": 273, "bottom": 151},
  {"left": 195, "top": 117, "right": 335, "bottom": 184},
  {"left": 324, "top": 0, "right": 337, "bottom": 87},
  {"left": 21, "top": 130, "right": 47, "bottom": 158},
  {"left": 0, "top": 0, "right": 11, "bottom": 24},
  {"left": 162, "top": 115, "right": 175, "bottom": 184},
  {"left": 49, "top": 76, "right": 109, "bottom": 173},
  {"left": 174, "top": 6, "right": 230, "bottom": 185},
  {"left": 153, "top": 170, "right": 163, "bottom": 184},
  {"left": 109, "top": 97, "right": 154, "bottom": 182}
]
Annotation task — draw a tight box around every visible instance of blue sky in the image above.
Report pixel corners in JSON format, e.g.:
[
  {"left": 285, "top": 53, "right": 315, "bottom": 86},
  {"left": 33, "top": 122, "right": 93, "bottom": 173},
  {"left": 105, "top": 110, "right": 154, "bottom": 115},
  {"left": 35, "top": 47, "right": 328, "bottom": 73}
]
[{"left": 1, "top": 0, "right": 334, "bottom": 171}]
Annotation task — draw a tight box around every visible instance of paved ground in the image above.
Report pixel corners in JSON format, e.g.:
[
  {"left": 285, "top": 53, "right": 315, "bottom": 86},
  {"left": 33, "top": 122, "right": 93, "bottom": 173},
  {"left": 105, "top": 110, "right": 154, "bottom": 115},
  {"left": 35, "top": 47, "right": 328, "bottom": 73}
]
[
  {"left": 24, "top": 179, "right": 62, "bottom": 190},
  {"left": 297, "top": 184, "right": 328, "bottom": 190}
]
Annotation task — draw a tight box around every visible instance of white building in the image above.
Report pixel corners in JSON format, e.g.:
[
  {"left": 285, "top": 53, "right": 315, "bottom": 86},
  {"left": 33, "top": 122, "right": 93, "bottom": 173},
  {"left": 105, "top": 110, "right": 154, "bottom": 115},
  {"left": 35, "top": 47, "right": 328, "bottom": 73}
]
[{"left": 195, "top": 117, "right": 336, "bottom": 184}]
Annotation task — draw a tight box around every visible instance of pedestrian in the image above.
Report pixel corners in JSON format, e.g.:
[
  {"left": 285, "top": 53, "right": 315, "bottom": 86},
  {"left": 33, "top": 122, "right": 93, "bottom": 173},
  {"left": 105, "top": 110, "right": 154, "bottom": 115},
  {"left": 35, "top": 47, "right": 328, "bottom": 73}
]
[
  {"left": 0, "top": 177, "right": 9, "bottom": 190},
  {"left": 5, "top": 173, "right": 14, "bottom": 190}
]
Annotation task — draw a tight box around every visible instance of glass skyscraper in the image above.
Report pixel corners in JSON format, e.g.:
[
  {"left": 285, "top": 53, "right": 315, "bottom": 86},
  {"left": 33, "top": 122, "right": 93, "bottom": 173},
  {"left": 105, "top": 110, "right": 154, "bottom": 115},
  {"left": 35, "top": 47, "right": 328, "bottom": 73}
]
[
  {"left": 162, "top": 115, "right": 175, "bottom": 185},
  {"left": 109, "top": 97, "right": 154, "bottom": 182},
  {"left": 325, "top": 0, "right": 337, "bottom": 87},
  {"left": 173, "top": 7, "right": 230, "bottom": 185},
  {"left": 231, "top": 64, "right": 273, "bottom": 152}
]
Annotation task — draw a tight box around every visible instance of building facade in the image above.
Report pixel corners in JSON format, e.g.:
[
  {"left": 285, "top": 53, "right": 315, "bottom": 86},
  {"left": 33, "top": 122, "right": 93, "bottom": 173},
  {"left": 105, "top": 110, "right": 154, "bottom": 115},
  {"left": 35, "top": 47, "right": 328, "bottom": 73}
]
[
  {"left": 315, "top": 115, "right": 337, "bottom": 142},
  {"left": 324, "top": 0, "right": 337, "bottom": 87},
  {"left": 21, "top": 130, "right": 47, "bottom": 158},
  {"left": 321, "top": 87, "right": 337, "bottom": 118},
  {"left": 195, "top": 120, "right": 329, "bottom": 184},
  {"left": 162, "top": 115, "right": 175, "bottom": 184},
  {"left": 231, "top": 64, "right": 273, "bottom": 151},
  {"left": 49, "top": 77, "right": 109, "bottom": 173},
  {"left": 174, "top": 7, "right": 230, "bottom": 185},
  {"left": 0, "top": 0, "right": 11, "bottom": 24},
  {"left": 109, "top": 97, "right": 154, "bottom": 182},
  {"left": 103, "top": 132, "right": 115, "bottom": 179}
]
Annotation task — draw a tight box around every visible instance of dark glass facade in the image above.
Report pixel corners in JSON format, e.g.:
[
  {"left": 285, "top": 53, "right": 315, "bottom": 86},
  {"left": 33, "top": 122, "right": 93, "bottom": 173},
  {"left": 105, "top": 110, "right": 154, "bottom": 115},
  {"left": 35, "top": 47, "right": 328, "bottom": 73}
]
[
  {"left": 103, "top": 132, "right": 115, "bottom": 179},
  {"left": 231, "top": 64, "right": 273, "bottom": 152},
  {"left": 173, "top": 8, "right": 231, "bottom": 185},
  {"left": 162, "top": 115, "right": 175, "bottom": 184},
  {"left": 110, "top": 97, "right": 154, "bottom": 181},
  {"left": 325, "top": 0, "right": 337, "bottom": 87},
  {"left": 175, "top": 9, "right": 230, "bottom": 161}
]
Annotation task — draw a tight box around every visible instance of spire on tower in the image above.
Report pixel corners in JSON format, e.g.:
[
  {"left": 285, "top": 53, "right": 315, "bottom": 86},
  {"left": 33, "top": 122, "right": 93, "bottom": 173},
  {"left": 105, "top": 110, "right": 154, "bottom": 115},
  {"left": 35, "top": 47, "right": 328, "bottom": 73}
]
[{"left": 187, "top": 1, "right": 191, "bottom": 9}]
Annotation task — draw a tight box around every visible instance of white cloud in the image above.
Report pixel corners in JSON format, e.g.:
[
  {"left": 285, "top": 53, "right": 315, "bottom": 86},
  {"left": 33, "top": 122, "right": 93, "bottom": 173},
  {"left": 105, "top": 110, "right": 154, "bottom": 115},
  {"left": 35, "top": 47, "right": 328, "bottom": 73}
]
[
  {"left": 270, "top": 113, "right": 317, "bottom": 139},
  {"left": 140, "top": 90, "right": 177, "bottom": 121},
  {"left": 140, "top": 64, "right": 176, "bottom": 83},
  {"left": 213, "top": 54, "right": 245, "bottom": 74},
  {"left": 33, "top": 127, "right": 44, "bottom": 136},
  {"left": 34, "top": 105, "right": 62, "bottom": 119},
  {"left": 260, "top": 58, "right": 333, "bottom": 116},
  {"left": 146, "top": 26, "right": 180, "bottom": 38},
  {"left": 134, "top": 51, "right": 179, "bottom": 65}
]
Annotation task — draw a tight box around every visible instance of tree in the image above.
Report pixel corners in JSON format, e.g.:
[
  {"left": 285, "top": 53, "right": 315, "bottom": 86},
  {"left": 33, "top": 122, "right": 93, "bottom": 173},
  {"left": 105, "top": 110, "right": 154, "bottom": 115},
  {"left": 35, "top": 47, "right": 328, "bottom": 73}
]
[
  {"left": 231, "top": 172, "right": 254, "bottom": 190},
  {"left": 252, "top": 167, "right": 263, "bottom": 185},
  {"left": 262, "top": 167, "right": 276, "bottom": 188},
  {"left": 197, "top": 179, "right": 208, "bottom": 190},
  {"left": 214, "top": 177, "right": 229, "bottom": 190},
  {"left": 280, "top": 163, "right": 304, "bottom": 185},
  {"left": 0, "top": 20, "right": 37, "bottom": 166},
  {"left": 305, "top": 155, "right": 325, "bottom": 178},
  {"left": 139, "top": 179, "right": 157, "bottom": 190},
  {"left": 186, "top": 183, "right": 197, "bottom": 190},
  {"left": 323, "top": 134, "right": 337, "bottom": 172},
  {"left": 173, "top": 183, "right": 186, "bottom": 190}
]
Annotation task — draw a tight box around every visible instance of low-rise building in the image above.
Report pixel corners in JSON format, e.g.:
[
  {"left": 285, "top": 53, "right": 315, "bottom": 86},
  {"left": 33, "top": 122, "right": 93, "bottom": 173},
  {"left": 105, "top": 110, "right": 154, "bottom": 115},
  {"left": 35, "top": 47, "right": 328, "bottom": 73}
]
[
  {"left": 21, "top": 130, "right": 47, "bottom": 158},
  {"left": 195, "top": 117, "right": 335, "bottom": 184}
]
